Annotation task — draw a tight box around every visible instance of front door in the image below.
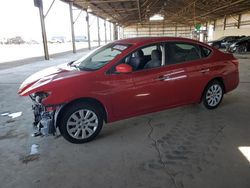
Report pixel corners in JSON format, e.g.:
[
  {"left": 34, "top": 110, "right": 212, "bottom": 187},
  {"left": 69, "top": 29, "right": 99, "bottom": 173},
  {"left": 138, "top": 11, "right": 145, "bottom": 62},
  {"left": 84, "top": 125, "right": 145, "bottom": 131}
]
[{"left": 107, "top": 43, "right": 176, "bottom": 118}]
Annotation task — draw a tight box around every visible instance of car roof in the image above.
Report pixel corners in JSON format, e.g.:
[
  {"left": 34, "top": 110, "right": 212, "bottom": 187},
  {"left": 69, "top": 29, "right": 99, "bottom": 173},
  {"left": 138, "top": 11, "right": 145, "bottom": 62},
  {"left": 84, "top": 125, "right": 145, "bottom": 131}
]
[
  {"left": 114, "top": 37, "right": 208, "bottom": 47},
  {"left": 240, "top": 36, "right": 250, "bottom": 40}
]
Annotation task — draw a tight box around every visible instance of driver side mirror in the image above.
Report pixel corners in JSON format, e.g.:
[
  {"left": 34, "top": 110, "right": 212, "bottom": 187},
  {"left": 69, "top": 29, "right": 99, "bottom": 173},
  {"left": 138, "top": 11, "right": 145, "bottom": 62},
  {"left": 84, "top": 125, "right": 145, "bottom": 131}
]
[{"left": 115, "top": 64, "right": 133, "bottom": 73}]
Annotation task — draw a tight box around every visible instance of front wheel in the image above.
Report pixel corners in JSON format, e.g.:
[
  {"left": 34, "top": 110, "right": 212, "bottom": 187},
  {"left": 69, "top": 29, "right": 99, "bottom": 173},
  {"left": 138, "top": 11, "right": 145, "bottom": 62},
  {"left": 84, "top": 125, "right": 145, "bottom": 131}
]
[
  {"left": 59, "top": 102, "right": 103, "bottom": 144},
  {"left": 236, "top": 45, "right": 247, "bottom": 54},
  {"left": 202, "top": 80, "right": 224, "bottom": 109}
]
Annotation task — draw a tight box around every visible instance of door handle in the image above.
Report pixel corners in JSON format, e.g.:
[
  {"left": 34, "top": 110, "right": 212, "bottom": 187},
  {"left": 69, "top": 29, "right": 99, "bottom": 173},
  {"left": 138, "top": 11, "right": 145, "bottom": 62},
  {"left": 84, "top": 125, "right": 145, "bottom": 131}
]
[
  {"left": 199, "top": 68, "right": 210, "bottom": 73},
  {"left": 154, "top": 76, "right": 169, "bottom": 81}
]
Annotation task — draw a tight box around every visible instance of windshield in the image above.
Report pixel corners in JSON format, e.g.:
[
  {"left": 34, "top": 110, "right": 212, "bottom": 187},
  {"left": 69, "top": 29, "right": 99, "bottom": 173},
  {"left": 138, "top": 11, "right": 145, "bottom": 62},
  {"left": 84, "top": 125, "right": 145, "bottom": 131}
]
[
  {"left": 72, "top": 43, "right": 130, "bottom": 71},
  {"left": 239, "top": 36, "right": 250, "bottom": 41},
  {"left": 216, "top": 36, "right": 227, "bottom": 41}
]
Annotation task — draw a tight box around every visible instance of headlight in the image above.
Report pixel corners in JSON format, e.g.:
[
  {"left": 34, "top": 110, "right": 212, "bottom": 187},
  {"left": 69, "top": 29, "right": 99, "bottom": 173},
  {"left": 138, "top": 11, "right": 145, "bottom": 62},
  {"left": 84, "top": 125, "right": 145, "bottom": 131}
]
[{"left": 31, "top": 92, "right": 51, "bottom": 103}]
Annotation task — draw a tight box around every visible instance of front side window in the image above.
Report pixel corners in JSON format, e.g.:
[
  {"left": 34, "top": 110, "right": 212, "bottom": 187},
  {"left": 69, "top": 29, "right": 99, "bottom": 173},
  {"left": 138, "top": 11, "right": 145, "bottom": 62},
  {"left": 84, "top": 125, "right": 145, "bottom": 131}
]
[
  {"left": 108, "top": 43, "right": 163, "bottom": 74},
  {"left": 165, "top": 42, "right": 201, "bottom": 65},
  {"left": 72, "top": 44, "right": 130, "bottom": 71},
  {"left": 125, "top": 44, "right": 163, "bottom": 71}
]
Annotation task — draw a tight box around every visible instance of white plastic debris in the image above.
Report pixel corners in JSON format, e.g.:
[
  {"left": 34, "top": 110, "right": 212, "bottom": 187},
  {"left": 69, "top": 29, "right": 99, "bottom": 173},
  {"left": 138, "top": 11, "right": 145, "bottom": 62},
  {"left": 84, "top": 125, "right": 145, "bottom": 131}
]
[
  {"left": 30, "top": 144, "right": 39, "bottom": 155},
  {"left": 8, "top": 112, "right": 22, "bottom": 119},
  {"left": 1, "top": 112, "right": 10, "bottom": 116}
]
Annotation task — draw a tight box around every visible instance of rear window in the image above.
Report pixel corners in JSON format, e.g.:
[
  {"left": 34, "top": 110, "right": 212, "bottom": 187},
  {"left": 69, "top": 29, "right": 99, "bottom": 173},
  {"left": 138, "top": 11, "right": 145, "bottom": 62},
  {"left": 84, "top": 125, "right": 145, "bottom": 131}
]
[
  {"left": 200, "top": 46, "right": 212, "bottom": 58},
  {"left": 165, "top": 42, "right": 201, "bottom": 64}
]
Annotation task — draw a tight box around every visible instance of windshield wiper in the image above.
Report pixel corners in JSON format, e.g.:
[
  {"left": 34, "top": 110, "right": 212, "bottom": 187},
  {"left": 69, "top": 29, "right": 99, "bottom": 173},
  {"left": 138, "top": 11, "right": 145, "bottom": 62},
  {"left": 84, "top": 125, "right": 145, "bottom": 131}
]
[
  {"left": 67, "top": 60, "right": 75, "bottom": 66},
  {"left": 78, "top": 67, "right": 96, "bottom": 71},
  {"left": 67, "top": 61, "right": 80, "bottom": 70}
]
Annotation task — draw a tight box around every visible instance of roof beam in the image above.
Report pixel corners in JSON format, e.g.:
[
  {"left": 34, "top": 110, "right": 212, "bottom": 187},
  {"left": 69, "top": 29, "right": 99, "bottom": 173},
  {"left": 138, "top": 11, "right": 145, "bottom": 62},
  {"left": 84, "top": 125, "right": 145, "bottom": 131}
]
[
  {"left": 61, "top": 0, "right": 250, "bottom": 27},
  {"left": 86, "top": 0, "right": 120, "bottom": 23},
  {"left": 74, "top": 0, "right": 136, "bottom": 3},
  {"left": 195, "top": 0, "right": 246, "bottom": 19}
]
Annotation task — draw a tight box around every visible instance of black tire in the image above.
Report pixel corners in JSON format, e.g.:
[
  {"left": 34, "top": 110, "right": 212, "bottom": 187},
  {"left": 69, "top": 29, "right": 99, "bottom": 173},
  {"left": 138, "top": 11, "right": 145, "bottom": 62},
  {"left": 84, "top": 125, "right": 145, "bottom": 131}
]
[
  {"left": 237, "top": 45, "right": 247, "bottom": 54},
  {"left": 202, "top": 80, "right": 224, "bottom": 109},
  {"left": 59, "top": 102, "right": 103, "bottom": 144}
]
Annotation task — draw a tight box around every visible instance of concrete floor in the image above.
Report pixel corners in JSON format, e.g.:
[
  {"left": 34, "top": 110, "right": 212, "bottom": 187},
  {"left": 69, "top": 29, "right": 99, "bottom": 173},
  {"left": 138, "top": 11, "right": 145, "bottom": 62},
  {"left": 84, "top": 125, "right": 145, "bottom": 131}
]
[{"left": 0, "top": 52, "right": 250, "bottom": 188}]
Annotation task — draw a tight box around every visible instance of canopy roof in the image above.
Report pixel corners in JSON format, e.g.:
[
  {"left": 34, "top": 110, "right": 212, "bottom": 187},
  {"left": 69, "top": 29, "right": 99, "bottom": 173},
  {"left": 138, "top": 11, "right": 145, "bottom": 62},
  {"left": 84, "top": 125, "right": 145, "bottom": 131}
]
[{"left": 62, "top": 0, "right": 250, "bottom": 26}]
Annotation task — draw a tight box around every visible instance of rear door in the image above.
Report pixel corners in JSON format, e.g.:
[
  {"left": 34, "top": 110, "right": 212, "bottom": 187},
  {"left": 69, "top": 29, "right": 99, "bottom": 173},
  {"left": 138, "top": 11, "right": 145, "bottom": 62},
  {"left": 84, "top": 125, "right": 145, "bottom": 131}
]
[{"left": 164, "top": 42, "right": 213, "bottom": 104}]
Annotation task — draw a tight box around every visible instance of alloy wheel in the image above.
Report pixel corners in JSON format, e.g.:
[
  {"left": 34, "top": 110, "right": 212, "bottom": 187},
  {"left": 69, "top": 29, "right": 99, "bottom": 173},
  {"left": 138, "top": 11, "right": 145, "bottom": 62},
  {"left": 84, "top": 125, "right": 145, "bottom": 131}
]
[
  {"left": 66, "top": 109, "right": 98, "bottom": 140},
  {"left": 205, "top": 84, "right": 223, "bottom": 107}
]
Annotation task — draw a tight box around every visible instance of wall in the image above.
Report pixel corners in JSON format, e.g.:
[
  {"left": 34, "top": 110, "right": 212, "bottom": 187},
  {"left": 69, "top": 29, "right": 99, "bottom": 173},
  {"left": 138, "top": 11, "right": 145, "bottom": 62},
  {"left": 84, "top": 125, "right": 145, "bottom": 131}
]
[
  {"left": 212, "top": 12, "right": 250, "bottom": 40},
  {"left": 123, "top": 22, "right": 193, "bottom": 39},
  {"left": 122, "top": 12, "right": 250, "bottom": 41}
]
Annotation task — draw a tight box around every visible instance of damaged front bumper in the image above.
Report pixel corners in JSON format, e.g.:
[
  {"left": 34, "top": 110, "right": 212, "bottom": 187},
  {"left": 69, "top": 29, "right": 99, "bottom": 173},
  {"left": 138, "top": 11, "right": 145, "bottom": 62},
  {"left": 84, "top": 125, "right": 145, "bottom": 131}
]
[{"left": 30, "top": 94, "right": 61, "bottom": 137}]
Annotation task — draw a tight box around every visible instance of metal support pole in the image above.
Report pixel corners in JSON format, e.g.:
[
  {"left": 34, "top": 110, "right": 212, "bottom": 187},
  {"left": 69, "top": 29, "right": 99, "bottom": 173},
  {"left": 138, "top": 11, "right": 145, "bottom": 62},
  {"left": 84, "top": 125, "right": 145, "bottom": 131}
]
[
  {"left": 175, "top": 24, "right": 177, "bottom": 37},
  {"left": 104, "top": 20, "right": 107, "bottom": 43},
  {"left": 213, "top": 20, "right": 216, "bottom": 31},
  {"left": 237, "top": 14, "right": 241, "bottom": 29},
  {"left": 204, "top": 22, "right": 208, "bottom": 42},
  {"left": 73, "top": 10, "right": 82, "bottom": 24},
  {"left": 118, "top": 26, "right": 120, "bottom": 39},
  {"left": 69, "top": 2, "right": 76, "bottom": 53},
  {"left": 37, "top": 0, "right": 49, "bottom": 60},
  {"left": 86, "top": 12, "right": 91, "bottom": 50},
  {"left": 136, "top": 24, "right": 138, "bottom": 37},
  {"left": 109, "top": 22, "right": 112, "bottom": 41},
  {"left": 162, "top": 22, "right": 165, "bottom": 36},
  {"left": 44, "top": 0, "right": 56, "bottom": 18},
  {"left": 97, "top": 17, "right": 100, "bottom": 46},
  {"left": 223, "top": 16, "right": 227, "bottom": 30},
  {"left": 122, "top": 27, "right": 124, "bottom": 39},
  {"left": 113, "top": 24, "right": 118, "bottom": 40},
  {"left": 149, "top": 22, "right": 151, "bottom": 36}
]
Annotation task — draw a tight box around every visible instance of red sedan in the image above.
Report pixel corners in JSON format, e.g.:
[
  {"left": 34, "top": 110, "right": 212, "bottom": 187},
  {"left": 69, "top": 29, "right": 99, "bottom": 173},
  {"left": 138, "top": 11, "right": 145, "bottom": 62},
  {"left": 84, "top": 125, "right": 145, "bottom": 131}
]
[{"left": 18, "top": 37, "right": 239, "bottom": 143}]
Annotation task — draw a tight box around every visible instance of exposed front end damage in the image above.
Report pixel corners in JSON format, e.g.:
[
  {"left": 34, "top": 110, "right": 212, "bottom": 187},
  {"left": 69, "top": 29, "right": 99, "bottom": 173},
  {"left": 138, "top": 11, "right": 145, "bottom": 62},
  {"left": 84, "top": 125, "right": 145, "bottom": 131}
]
[{"left": 30, "top": 93, "right": 60, "bottom": 137}]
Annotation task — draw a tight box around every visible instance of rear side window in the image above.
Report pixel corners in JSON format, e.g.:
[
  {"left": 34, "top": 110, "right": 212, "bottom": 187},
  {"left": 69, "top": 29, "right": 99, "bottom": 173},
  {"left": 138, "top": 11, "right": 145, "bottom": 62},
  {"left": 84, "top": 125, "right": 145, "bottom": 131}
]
[
  {"left": 200, "top": 46, "right": 212, "bottom": 58},
  {"left": 165, "top": 42, "right": 201, "bottom": 65}
]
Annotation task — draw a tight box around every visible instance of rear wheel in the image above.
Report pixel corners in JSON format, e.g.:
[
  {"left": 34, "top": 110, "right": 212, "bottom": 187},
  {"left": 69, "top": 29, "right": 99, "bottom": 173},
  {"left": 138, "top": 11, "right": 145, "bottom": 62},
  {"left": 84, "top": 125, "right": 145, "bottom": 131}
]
[
  {"left": 59, "top": 102, "right": 103, "bottom": 143},
  {"left": 202, "top": 80, "right": 224, "bottom": 109}
]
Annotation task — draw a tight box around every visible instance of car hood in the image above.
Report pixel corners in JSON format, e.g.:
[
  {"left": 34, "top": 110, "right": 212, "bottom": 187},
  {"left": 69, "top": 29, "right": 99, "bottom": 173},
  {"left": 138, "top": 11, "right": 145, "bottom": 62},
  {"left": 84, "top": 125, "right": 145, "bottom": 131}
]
[{"left": 18, "top": 63, "right": 85, "bottom": 96}]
